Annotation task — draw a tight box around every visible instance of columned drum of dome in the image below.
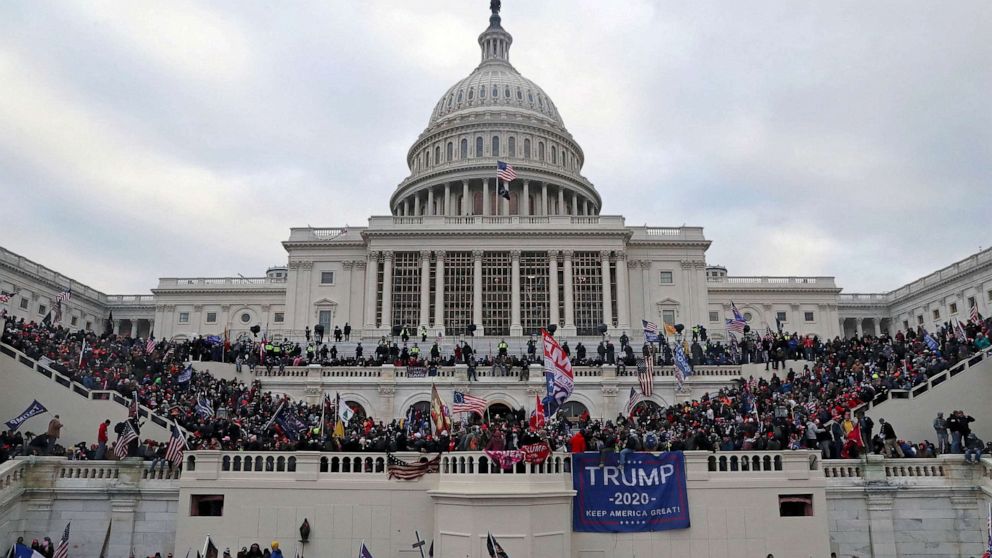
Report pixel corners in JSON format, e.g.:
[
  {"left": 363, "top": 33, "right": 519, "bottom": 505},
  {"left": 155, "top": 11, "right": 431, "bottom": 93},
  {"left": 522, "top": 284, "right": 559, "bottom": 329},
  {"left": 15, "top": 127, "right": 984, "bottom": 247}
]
[{"left": 389, "top": 6, "right": 601, "bottom": 219}]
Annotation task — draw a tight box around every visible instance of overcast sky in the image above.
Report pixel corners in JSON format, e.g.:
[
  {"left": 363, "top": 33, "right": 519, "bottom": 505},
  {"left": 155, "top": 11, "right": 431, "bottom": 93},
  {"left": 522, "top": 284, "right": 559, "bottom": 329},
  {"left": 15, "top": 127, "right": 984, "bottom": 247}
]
[{"left": 1, "top": 1, "right": 989, "bottom": 295}]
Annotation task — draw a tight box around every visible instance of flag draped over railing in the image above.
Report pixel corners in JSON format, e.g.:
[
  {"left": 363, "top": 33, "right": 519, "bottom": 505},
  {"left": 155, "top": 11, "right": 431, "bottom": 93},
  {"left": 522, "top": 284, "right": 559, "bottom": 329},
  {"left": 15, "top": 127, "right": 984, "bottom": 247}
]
[{"left": 541, "top": 329, "right": 574, "bottom": 416}]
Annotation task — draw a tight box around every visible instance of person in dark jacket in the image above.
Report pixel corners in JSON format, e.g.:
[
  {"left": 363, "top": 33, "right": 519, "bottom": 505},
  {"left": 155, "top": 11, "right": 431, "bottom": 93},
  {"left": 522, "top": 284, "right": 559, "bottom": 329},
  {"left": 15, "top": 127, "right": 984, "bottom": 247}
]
[{"left": 879, "top": 419, "right": 903, "bottom": 458}]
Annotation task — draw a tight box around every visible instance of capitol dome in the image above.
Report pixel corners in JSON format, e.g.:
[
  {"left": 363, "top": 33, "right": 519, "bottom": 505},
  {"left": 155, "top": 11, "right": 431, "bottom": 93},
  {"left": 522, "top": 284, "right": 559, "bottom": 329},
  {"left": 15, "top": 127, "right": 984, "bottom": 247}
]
[{"left": 390, "top": 5, "right": 601, "bottom": 218}]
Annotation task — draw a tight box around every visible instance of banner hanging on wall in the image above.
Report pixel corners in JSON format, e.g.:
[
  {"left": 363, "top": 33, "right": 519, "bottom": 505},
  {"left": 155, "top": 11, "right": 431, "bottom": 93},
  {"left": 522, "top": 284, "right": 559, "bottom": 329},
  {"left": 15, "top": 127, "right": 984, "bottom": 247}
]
[{"left": 572, "top": 451, "right": 690, "bottom": 533}]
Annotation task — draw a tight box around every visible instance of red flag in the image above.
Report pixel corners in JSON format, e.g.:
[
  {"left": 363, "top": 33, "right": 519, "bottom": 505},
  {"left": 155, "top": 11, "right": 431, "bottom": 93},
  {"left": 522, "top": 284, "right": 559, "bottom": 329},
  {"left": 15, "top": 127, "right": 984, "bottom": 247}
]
[
  {"left": 847, "top": 423, "right": 864, "bottom": 448},
  {"left": 529, "top": 394, "right": 545, "bottom": 430}
]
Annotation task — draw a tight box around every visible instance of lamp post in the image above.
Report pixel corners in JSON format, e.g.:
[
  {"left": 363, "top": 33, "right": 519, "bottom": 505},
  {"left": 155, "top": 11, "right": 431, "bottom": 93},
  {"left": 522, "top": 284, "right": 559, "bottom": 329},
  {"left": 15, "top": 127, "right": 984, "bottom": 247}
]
[{"left": 298, "top": 518, "right": 310, "bottom": 557}]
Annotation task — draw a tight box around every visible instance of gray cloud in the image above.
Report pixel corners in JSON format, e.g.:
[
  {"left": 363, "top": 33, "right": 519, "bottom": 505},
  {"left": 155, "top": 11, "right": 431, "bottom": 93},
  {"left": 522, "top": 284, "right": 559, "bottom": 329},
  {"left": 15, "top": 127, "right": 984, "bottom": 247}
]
[{"left": 0, "top": 0, "right": 988, "bottom": 294}]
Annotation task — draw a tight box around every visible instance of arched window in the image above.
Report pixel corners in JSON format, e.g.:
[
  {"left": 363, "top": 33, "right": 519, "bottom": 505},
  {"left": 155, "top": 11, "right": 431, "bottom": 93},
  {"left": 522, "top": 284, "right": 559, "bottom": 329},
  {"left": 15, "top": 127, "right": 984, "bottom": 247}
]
[
  {"left": 492, "top": 85, "right": 498, "bottom": 98},
  {"left": 447, "top": 95, "right": 453, "bottom": 108},
  {"left": 524, "top": 139, "right": 531, "bottom": 159},
  {"left": 505, "top": 86, "right": 511, "bottom": 98},
  {"left": 460, "top": 139, "right": 468, "bottom": 159},
  {"left": 435, "top": 146, "right": 441, "bottom": 164},
  {"left": 425, "top": 149, "right": 431, "bottom": 167},
  {"left": 559, "top": 401, "right": 590, "bottom": 422},
  {"left": 480, "top": 85, "right": 486, "bottom": 99},
  {"left": 457, "top": 90, "right": 463, "bottom": 103},
  {"left": 476, "top": 137, "right": 484, "bottom": 157},
  {"left": 508, "top": 137, "right": 516, "bottom": 158},
  {"left": 528, "top": 90, "right": 534, "bottom": 103},
  {"left": 538, "top": 142, "right": 545, "bottom": 161},
  {"left": 492, "top": 136, "right": 500, "bottom": 157},
  {"left": 516, "top": 87, "right": 523, "bottom": 100},
  {"left": 468, "top": 88, "right": 474, "bottom": 100},
  {"left": 446, "top": 142, "right": 453, "bottom": 161},
  {"left": 551, "top": 146, "right": 557, "bottom": 165}
]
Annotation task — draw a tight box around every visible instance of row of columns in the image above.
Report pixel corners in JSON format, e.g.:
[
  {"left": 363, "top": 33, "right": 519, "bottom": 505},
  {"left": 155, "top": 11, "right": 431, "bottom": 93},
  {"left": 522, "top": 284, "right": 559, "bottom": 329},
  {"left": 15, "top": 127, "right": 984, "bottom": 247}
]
[
  {"left": 397, "top": 179, "right": 596, "bottom": 217},
  {"left": 362, "top": 250, "right": 631, "bottom": 335},
  {"left": 111, "top": 319, "right": 154, "bottom": 338}
]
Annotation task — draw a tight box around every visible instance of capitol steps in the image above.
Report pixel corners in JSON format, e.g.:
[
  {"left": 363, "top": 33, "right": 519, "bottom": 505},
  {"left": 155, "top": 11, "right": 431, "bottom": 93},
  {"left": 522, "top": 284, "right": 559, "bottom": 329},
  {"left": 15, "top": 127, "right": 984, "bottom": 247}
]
[
  {"left": 0, "top": 342, "right": 173, "bottom": 445},
  {"left": 861, "top": 346, "right": 992, "bottom": 444}
]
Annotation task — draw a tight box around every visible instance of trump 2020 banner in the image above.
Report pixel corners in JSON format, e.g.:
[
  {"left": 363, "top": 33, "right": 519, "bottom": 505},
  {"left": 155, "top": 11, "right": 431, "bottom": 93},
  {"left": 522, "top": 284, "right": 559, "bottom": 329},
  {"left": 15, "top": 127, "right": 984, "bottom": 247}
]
[
  {"left": 4, "top": 399, "right": 48, "bottom": 432},
  {"left": 572, "top": 451, "right": 690, "bottom": 532}
]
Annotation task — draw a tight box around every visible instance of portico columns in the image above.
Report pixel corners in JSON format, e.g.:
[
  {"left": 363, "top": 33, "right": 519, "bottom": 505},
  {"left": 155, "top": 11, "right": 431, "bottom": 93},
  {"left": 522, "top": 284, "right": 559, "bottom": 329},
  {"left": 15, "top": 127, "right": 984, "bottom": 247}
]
[
  {"left": 413, "top": 193, "right": 420, "bottom": 216},
  {"left": 434, "top": 251, "right": 445, "bottom": 333},
  {"left": 461, "top": 181, "right": 470, "bottom": 215},
  {"left": 444, "top": 183, "right": 451, "bottom": 216},
  {"left": 130, "top": 321, "right": 138, "bottom": 338},
  {"left": 856, "top": 320, "right": 864, "bottom": 338},
  {"left": 113, "top": 320, "right": 121, "bottom": 335},
  {"left": 601, "top": 251, "right": 613, "bottom": 331},
  {"left": 549, "top": 251, "right": 560, "bottom": 327},
  {"left": 522, "top": 181, "right": 530, "bottom": 216},
  {"left": 585, "top": 200, "right": 592, "bottom": 215},
  {"left": 364, "top": 252, "right": 379, "bottom": 331},
  {"left": 562, "top": 250, "right": 576, "bottom": 335},
  {"left": 381, "top": 251, "right": 394, "bottom": 329},
  {"left": 427, "top": 188, "right": 434, "bottom": 216},
  {"left": 473, "top": 251, "right": 484, "bottom": 336},
  {"left": 419, "top": 250, "right": 431, "bottom": 328},
  {"left": 510, "top": 250, "right": 522, "bottom": 336},
  {"left": 483, "top": 180, "right": 491, "bottom": 215},
  {"left": 571, "top": 193, "right": 578, "bottom": 216},
  {"left": 616, "top": 252, "right": 630, "bottom": 331},
  {"left": 557, "top": 188, "right": 565, "bottom": 216},
  {"left": 541, "top": 183, "right": 548, "bottom": 216}
]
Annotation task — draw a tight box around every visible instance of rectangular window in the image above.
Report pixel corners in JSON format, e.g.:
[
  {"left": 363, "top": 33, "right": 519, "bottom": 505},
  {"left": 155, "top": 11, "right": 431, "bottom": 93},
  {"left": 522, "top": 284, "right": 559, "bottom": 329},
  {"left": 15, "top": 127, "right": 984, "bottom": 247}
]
[
  {"left": 205, "top": 312, "right": 217, "bottom": 323},
  {"left": 318, "top": 310, "right": 332, "bottom": 330},
  {"left": 572, "top": 252, "right": 605, "bottom": 336},
  {"left": 949, "top": 303, "right": 958, "bottom": 315},
  {"left": 273, "top": 312, "right": 285, "bottom": 323},
  {"left": 659, "top": 271, "right": 674, "bottom": 285},
  {"left": 902, "top": 320, "right": 909, "bottom": 331},
  {"left": 662, "top": 309, "right": 676, "bottom": 326},
  {"left": 70, "top": 316, "right": 78, "bottom": 326},
  {"left": 988, "top": 289, "right": 992, "bottom": 302},
  {"left": 444, "top": 251, "right": 474, "bottom": 335},
  {"left": 779, "top": 494, "right": 813, "bottom": 517},
  {"left": 917, "top": 315, "right": 924, "bottom": 325},
  {"left": 19, "top": 298, "right": 29, "bottom": 310},
  {"left": 708, "top": 311, "right": 719, "bottom": 323},
  {"left": 776, "top": 311, "right": 787, "bottom": 323},
  {"left": 968, "top": 296, "right": 976, "bottom": 310},
  {"left": 390, "top": 252, "right": 422, "bottom": 330},
  {"left": 320, "top": 271, "right": 335, "bottom": 285},
  {"left": 932, "top": 309, "right": 940, "bottom": 320},
  {"left": 179, "top": 312, "right": 190, "bottom": 324},
  {"left": 38, "top": 304, "right": 46, "bottom": 316},
  {"left": 804, "top": 311, "right": 815, "bottom": 322},
  {"left": 190, "top": 494, "right": 224, "bottom": 517}
]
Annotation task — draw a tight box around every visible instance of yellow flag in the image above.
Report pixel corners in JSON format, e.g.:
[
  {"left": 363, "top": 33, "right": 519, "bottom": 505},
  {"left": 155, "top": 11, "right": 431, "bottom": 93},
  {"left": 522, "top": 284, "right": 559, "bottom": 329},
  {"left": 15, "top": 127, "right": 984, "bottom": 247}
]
[{"left": 334, "top": 420, "right": 344, "bottom": 438}]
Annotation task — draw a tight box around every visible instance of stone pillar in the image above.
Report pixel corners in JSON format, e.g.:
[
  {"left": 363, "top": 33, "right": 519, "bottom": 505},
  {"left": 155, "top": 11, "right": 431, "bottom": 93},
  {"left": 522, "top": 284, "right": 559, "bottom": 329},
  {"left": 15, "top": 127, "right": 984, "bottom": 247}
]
[
  {"left": 364, "top": 252, "right": 379, "bottom": 330},
  {"left": 640, "top": 261, "right": 651, "bottom": 321},
  {"left": 549, "top": 251, "right": 560, "bottom": 327},
  {"left": 864, "top": 484, "right": 898, "bottom": 558},
  {"left": 571, "top": 192, "right": 577, "bottom": 216},
  {"left": 616, "top": 252, "right": 630, "bottom": 331},
  {"left": 856, "top": 319, "right": 864, "bottom": 338},
  {"left": 413, "top": 192, "right": 421, "bottom": 216},
  {"left": 444, "top": 183, "right": 451, "bottom": 215},
  {"left": 510, "top": 250, "right": 522, "bottom": 335},
  {"left": 563, "top": 250, "right": 576, "bottom": 335},
  {"left": 113, "top": 319, "right": 121, "bottom": 335},
  {"left": 873, "top": 318, "right": 881, "bottom": 337},
  {"left": 585, "top": 200, "right": 592, "bottom": 215},
  {"left": 419, "top": 250, "right": 431, "bottom": 328},
  {"left": 601, "top": 251, "right": 613, "bottom": 331},
  {"left": 434, "top": 251, "right": 445, "bottom": 333},
  {"left": 129, "top": 320, "right": 138, "bottom": 338},
  {"left": 381, "top": 251, "right": 394, "bottom": 329},
  {"left": 541, "top": 182, "right": 548, "bottom": 216},
  {"left": 483, "top": 180, "right": 490, "bottom": 215},
  {"left": 462, "top": 180, "right": 470, "bottom": 215},
  {"left": 427, "top": 187, "right": 435, "bottom": 216},
  {"left": 501, "top": 185, "right": 510, "bottom": 216},
  {"left": 473, "top": 251, "right": 484, "bottom": 336},
  {"left": 522, "top": 180, "right": 530, "bottom": 216},
  {"left": 557, "top": 187, "right": 565, "bottom": 216}
]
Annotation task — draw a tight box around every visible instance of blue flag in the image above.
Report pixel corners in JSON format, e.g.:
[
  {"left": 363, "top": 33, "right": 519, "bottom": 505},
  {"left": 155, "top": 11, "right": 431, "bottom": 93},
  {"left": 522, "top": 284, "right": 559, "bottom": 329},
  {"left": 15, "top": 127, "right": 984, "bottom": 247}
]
[
  {"left": 177, "top": 365, "right": 193, "bottom": 384},
  {"left": 5, "top": 399, "right": 48, "bottom": 432},
  {"left": 274, "top": 407, "right": 307, "bottom": 441},
  {"left": 923, "top": 330, "right": 940, "bottom": 352},
  {"left": 642, "top": 319, "right": 661, "bottom": 343},
  {"left": 195, "top": 396, "right": 214, "bottom": 418}
]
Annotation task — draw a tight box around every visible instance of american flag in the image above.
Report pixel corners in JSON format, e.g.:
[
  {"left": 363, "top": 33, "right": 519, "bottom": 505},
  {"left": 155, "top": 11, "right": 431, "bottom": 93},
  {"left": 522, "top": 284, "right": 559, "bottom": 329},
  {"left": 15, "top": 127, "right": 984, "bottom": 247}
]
[
  {"left": 954, "top": 320, "right": 968, "bottom": 343},
  {"left": 623, "top": 386, "right": 642, "bottom": 417},
  {"left": 145, "top": 337, "right": 156, "bottom": 354},
  {"left": 972, "top": 304, "right": 983, "bottom": 324},
  {"left": 0, "top": 290, "right": 15, "bottom": 304},
  {"left": 452, "top": 391, "right": 487, "bottom": 416},
  {"left": 55, "top": 288, "right": 72, "bottom": 304},
  {"left": 53, "top": 522, "right": 70, "bottom": 558},
  {"left": 115, "top": 421, "right": 138, "bottom": 459},
  {"left": 387, "top": 453, "right": 441, "bottom": 480},
  {"left": 725, "top": 318, "right": 746, "bottom": 335},
  {"left": 637, "top": 357, "right": 654, "bottom": 396},
  {"left": 165, "top": 421, "right": 188, "bottom": 466},
  {"left": 496, "top": 160, "right": 517, "bottom": 182},
  {"left": 731, "top": 301, "right": 745, "bottom": 322}
]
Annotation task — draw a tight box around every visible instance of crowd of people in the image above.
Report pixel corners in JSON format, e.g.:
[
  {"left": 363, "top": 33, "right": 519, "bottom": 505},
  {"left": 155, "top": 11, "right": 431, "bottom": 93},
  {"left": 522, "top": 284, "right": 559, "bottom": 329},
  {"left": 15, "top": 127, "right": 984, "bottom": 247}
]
[{"left": 1, "top": 312, "right": 990, "bottom": 466}]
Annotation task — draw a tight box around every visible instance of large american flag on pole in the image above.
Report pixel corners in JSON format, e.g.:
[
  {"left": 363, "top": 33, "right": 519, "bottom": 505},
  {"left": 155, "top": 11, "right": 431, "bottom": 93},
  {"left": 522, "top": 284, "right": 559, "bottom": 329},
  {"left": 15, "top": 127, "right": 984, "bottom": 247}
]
[
  {"left": 53, "top": 522, "right": 70, "bottom": 558},
  {"left": 496, "top": 160, "right": 517, "bottom": 182},
  {"left": 165, "top": 421, "right": 188, "bottom": 466},
  {"left": 972, "top": 304, "right": 983, "bottom": 324},
  {"left": 642, "top": 319, "right": 660, "bottom": 343},
  {"left": 55, "top": 288, "right": 72, "bottom": 304},
  {"left": 387, "top": 453, "right": 441, "bottom": 480},
  {"left": 115, "top": 421, "right": 138, "bottom": 459},
  {"left": 726, "top": 318, "right": 746, "bottom": 335},
  {"left": 452, "top": 391, "right": 487, "bottom": 416},
  {"left": 623, "top": 386, "right": 642, "bottom": 417}
]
